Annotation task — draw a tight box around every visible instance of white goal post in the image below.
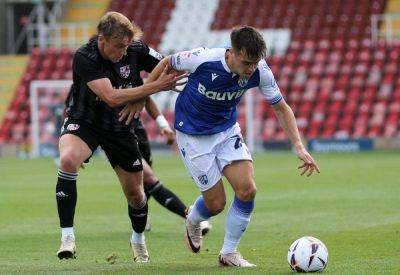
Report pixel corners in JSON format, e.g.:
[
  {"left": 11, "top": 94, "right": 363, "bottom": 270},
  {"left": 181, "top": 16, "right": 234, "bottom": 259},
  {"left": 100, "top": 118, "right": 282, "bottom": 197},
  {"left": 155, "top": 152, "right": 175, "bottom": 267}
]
[{"left": 30, "top": 80, "right": 72, "bottom": 158}]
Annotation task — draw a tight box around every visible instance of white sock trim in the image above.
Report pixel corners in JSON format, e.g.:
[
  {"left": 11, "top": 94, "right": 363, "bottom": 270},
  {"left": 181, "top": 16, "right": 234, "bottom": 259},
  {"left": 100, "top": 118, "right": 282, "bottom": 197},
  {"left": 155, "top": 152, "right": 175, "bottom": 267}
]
[
  {"left": 61, "top": 227, "right": 75, "bottom": 240},
  {"left": 131, "top": 231, "right": 145, "bottom": 244}
]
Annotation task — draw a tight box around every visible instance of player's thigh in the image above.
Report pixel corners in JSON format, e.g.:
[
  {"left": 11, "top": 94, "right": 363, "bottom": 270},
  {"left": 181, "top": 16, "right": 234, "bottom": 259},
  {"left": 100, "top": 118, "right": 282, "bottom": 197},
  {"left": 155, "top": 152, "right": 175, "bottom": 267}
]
[
  {"left": 222, "top": 160, "right": 256, "bottom": 201},
  {"left": 135, "top": 126, "right": 153, "bottom": 166},
  {"left": 217, "top": 125, "right": 253, "bottom": 169},
  {"left": 101, "top": 131, "right": 143, "bottom": 173},
  {"left": 142, "top": 158, "right": 158, "bottom": 186},
  {"left": 176, "top": 131, "right": 222, "bottom": 192},
  {"left": 217, "top": 126, "right": 255, "bottom": 199},
  {"left": 59, "top": 134, "right": 92, "bottom": 169},
  {"left": 59, "top": 118, "right": 98, "bottom": 167}
]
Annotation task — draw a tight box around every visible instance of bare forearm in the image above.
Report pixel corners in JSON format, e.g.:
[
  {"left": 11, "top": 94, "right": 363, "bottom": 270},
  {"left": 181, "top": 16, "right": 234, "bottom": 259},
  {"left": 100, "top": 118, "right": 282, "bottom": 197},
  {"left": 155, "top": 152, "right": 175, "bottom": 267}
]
[
  {"left": 146, "top": 57, "right": 170, "bottom": 84},
  {"left": 274, "top": 104, "right": 304, "bottom": 149},
  {"left": 109, "top": 82, "right": 162, "bottom": 107},
  {"left": 273, "top": 101, "right": 320, "bottom": 176},
  {"left": 145, "top": 97, "right": 161, "bottom": 119},
  {"left": 87, "top": 59, "right": 182, "bottom": 108}
]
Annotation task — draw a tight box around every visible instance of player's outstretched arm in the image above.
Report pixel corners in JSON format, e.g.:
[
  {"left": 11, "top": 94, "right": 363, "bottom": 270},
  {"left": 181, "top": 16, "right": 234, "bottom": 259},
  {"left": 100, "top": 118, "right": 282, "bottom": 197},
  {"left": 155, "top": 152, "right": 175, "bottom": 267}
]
[
  {"left": 87, "top": 66, "right": 187, "bottom": 108},
  {"left": 272, "top": 100, "right": 320, "bottom": 176},
  {"left": 146, "top": 57, "right": 171, "bottom": 84},
  {"left": 145, "top": 56, "right": 187, "bottom": 85}
]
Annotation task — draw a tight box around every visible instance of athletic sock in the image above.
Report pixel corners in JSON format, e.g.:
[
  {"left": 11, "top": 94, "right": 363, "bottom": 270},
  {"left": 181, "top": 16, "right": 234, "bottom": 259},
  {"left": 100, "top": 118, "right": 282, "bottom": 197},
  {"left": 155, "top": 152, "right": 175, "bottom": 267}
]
[
  {"left": 147, "top": 181, "right": 186, "bottom": 218},
  {"left": 56, "top": 169, "right": 78, "bottom": 228},
  {"left": 128, "top": 199, "right": 148, "bottom": 234},
  {"left": 61, "top": 227, "right": 75, "bottom": 241},
  {"left": 131, "top": 231, "right": 145, "bottom": 244},
  {"left": 220, "top": 196, "right": 254, "bottom": 255},
  {"left": 188, "top": 195, "right": 214, "bottom": 224}
]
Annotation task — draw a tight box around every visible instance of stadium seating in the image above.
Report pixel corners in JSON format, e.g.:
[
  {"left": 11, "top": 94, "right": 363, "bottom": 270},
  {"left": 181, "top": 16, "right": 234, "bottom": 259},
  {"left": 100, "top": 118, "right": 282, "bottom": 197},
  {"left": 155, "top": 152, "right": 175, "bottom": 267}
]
[
  {"left": 0, "top": 48, "right": 72, "bottom": 144},
  {"left": 261, "top": 38, "right": 400, "bottom": 139},
  {"left": 213, "top": 0, "right": 386, "bottom": 42},
  {"left": 1, "top": 0, "right": 399, "bottom": 147}
]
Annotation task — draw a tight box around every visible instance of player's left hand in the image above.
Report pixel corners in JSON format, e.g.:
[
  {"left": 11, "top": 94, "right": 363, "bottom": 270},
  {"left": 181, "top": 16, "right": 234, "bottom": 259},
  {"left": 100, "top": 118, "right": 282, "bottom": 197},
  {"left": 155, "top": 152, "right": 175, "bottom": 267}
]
[
  {"left": 295, "top": 146, "right": 320, "bottom": 177},
  {"left": 160, "top": 127, "right": 175, "bottom": 145},
  {"left": 119, "top": 100, "right": 146, "bottom": 125}
]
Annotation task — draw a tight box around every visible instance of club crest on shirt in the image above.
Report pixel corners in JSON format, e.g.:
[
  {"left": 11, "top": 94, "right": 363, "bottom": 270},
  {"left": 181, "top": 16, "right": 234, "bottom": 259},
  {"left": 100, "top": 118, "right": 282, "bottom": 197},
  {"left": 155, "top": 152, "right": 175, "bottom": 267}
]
[
  {"left": 119, "top": 65, "right": 130, "bottom": 78},
  {"left": 66, "top": 123, "right": 80, "bottom": 131},
  {"left": 238, "top": 77, "right": 248, "bottom": 87}
]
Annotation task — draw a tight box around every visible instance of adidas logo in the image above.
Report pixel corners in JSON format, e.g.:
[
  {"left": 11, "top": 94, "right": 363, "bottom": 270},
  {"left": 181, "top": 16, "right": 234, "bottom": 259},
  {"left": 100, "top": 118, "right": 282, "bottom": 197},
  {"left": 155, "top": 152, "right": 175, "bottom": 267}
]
[
  {"left": 211, "top": 73, "right": 219, "bottom": 81},
  {"left": 56, "top": 191, "right": 68, "bottom": 198},
  {"left": 132, "top": 159, "right": 141, "bottom": 166}
]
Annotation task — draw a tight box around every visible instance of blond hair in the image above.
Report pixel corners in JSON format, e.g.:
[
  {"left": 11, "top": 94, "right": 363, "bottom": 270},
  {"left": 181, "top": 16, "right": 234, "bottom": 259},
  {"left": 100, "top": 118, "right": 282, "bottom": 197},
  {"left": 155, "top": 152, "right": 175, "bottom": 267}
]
[{"left": 97, "top": 12, "right": 142, "bottom": 41}]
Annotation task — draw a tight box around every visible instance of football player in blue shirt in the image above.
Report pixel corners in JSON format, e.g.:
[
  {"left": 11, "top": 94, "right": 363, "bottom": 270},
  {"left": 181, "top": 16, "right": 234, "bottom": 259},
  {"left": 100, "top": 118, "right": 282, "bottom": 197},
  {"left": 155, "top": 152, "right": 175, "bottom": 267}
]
[{"left": 121, "top": 25, "right": 320, "bottom": 267}]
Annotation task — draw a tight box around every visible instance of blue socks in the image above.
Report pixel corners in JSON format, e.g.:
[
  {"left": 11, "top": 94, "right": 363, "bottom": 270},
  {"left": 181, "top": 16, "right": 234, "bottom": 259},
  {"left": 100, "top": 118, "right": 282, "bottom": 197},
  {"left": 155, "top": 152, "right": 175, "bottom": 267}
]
[
  {"left": 188, "top": 195, "right": 214, "bottom": 224},
  {"left": 220, "top": 196, "right": 254, "bottom": 255}
]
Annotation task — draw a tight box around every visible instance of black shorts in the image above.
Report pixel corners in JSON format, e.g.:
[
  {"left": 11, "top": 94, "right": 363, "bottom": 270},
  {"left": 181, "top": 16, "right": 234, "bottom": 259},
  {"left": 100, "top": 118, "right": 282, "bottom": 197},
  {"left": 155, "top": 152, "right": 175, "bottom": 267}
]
[
  {"left": 61, "top": 118, "right": 143, "bottom": 172},
  {"left": 133, "top": 120, "right": 152, "bottom": 167}
]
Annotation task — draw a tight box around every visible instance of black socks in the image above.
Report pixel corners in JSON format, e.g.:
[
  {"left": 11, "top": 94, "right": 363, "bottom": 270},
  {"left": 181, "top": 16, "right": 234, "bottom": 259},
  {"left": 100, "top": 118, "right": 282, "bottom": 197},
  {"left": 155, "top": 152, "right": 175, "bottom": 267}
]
[
  {"left": 128, "top": 199, "right": 148, "bottom": 233},
  {"left": 56, "top": 169, "right": 78, "bottom": 228},
  {"left": 145, "top": 181, "right": 186, "bottom": 218}
]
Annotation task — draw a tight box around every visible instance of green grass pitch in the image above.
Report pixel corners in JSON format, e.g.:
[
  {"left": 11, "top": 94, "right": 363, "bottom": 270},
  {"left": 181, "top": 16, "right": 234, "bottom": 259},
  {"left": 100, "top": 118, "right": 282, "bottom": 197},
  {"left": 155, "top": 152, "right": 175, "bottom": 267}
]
[{"left": 0, "top": 151, "right": 399, "bottom": 274}]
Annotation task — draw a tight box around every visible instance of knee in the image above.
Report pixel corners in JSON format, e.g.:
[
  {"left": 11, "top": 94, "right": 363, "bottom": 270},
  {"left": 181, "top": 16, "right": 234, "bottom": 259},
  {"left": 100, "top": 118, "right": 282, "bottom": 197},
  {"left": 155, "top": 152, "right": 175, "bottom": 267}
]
[
  {"left": 143, "top": 174, "right": 158, "bottom": 186},
  {"left": 59, "top": 152, "right": 81, "bottom": 172},
  {"left": 207, "top": 199, "right": 226, "bottom": 215},
  {"left": 236, "top": 184, "right": 257, "bottom": 202},
  {"left": 127, "top": 190, "right": 146, "bottom": 205}
]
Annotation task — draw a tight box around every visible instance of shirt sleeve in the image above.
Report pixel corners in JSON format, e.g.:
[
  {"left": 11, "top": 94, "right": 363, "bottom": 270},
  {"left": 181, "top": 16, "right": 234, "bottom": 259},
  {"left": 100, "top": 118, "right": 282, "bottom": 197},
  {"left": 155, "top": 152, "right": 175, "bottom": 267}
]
[
  {"left": 133, "top": 42, "right": 163, "bottom": 73},
  {"left": 73, "top": 53, "right": 106, "bottom": 83},
  {"left": 258, "top": 59, "right": 283, "bottom": 105},
  {"left": 169, "top": 47, "right": 207, "bottom": 73}
]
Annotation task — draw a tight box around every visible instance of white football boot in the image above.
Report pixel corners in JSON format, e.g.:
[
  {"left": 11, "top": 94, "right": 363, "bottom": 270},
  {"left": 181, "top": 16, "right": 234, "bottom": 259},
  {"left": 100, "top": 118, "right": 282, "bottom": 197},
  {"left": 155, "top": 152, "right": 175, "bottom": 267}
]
[
  {"left": 184, "top": 206, "right": 202, "bottom": 253},
  {"left": 218, "top": 252, "right": 256, "bottom": 267},
  {"left": 130, "top": 242, "right": 149, "bottom": 263},
  {"left": 57, "top": 235, "right": 76, "bottom": 259}
]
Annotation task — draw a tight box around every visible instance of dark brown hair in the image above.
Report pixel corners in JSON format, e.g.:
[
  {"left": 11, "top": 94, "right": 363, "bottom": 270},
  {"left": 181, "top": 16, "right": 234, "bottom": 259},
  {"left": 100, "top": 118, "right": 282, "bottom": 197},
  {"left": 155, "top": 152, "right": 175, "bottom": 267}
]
[
  {"left": 231, "top": 26, "right": 266, "bottom": 59},
  {"left": 97, "top": 12, "right": 142, "bottom": 41}
]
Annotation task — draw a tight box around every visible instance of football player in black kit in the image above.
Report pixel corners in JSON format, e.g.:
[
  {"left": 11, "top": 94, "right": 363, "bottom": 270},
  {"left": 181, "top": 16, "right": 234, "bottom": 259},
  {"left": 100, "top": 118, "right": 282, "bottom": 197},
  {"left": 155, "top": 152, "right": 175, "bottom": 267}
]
[{"left": 55, "top": 11, "right": 186, "bottom": 262}]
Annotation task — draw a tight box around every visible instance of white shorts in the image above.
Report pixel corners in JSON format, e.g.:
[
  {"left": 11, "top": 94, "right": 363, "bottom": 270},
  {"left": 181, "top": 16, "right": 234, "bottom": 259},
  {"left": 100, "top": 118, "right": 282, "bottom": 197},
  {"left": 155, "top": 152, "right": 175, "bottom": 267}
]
[{"left": 176, "top": 123, "right": 252, "bottom": 192}]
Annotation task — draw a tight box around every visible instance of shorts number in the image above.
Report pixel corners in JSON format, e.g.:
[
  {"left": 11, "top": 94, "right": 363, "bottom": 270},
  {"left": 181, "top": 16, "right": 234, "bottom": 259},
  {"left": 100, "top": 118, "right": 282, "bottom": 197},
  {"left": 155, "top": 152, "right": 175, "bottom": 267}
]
[{"left": 234, "top": 136, "right": 242, "bottom": 149}]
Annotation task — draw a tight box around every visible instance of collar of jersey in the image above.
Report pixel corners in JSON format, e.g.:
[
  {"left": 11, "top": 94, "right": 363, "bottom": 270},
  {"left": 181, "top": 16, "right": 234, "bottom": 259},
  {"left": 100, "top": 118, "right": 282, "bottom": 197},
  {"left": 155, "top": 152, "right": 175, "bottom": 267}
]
[{"left": 220, "top": 49, "right": 231, "bottom": 74}]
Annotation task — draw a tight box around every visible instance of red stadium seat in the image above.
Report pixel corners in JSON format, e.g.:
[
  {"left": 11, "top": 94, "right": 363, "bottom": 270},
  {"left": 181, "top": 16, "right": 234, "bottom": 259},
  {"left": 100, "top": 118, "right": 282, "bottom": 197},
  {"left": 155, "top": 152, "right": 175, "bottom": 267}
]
[{"left": 0, "top": 0, "right": 398, "bottom": 143}]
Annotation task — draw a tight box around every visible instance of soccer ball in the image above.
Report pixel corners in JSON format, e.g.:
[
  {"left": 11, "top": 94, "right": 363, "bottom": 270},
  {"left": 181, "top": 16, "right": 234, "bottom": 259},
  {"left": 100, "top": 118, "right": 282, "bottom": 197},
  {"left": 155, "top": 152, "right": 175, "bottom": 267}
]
[{"left": 287, "top": 236, "right": 328, "bottom": 272}]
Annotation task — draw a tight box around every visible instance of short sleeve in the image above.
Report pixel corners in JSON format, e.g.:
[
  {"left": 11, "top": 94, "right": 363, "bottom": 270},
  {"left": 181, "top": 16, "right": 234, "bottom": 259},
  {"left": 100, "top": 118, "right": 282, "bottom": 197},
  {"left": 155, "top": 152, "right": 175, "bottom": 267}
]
[
  {"left": 131, "top": 41, "right": 162, "bottom": 73},
  {"left": 170, "top": 47, "right": 208, "bottom": 73},
  {"left": 73, "top": 53, "right": 106, "bottom": 83},
  {"left": 258, "top": 59, "right": 283, "bottom": 105}
]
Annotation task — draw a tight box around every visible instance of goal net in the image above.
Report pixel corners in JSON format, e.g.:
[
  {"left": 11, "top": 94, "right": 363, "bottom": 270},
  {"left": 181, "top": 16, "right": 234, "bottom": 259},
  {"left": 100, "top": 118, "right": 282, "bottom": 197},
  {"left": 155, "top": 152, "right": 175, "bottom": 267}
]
[{"left": 29, "top": 80, "right": 72, "bottom": 157}]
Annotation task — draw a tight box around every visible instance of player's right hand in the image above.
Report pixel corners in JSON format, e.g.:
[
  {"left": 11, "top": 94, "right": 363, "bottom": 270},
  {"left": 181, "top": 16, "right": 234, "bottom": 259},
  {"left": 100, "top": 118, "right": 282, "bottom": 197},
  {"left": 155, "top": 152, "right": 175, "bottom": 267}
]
[
  {"left": 119, "top": 100, "right": 145, "bottom": 125},
  {"left": 296, "top": 146, "right": 320, "bottom": 177},
  {"left": 156, "top": 66, "right": 188, "bottom": 91},
  {"left": 160, "top": 127, "right": 175, "bottom": 145}
]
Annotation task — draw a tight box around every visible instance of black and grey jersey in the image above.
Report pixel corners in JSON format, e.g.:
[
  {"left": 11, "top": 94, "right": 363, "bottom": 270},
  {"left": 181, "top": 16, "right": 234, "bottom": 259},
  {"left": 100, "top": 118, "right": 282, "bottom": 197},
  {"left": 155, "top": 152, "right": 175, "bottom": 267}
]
[{"left": 65, "top": 37, "right": 162, "bottom": 132}]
